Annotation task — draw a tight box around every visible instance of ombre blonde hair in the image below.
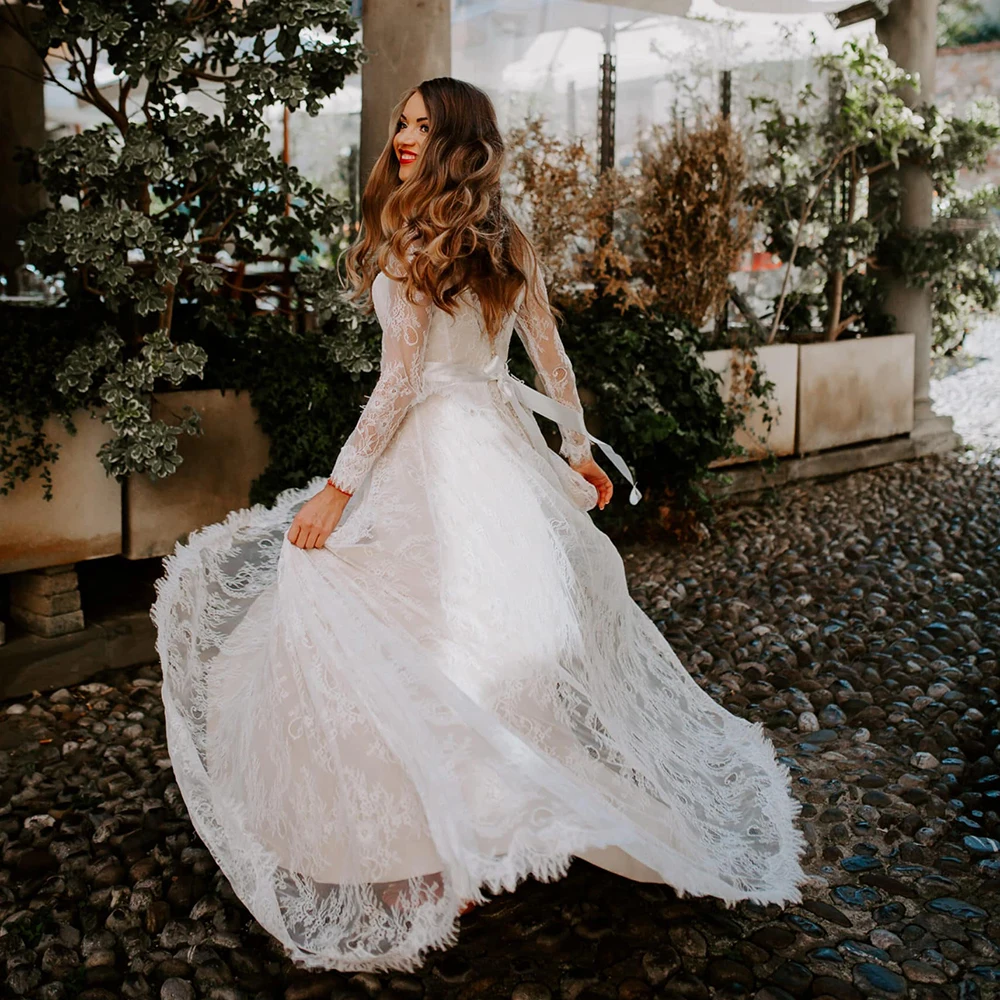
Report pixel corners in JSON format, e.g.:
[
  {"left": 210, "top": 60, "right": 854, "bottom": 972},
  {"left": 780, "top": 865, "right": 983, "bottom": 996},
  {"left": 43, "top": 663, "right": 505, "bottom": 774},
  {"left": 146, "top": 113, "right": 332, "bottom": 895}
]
[{"left": 342, "top": 77, "right": 545, "bottom": 340}]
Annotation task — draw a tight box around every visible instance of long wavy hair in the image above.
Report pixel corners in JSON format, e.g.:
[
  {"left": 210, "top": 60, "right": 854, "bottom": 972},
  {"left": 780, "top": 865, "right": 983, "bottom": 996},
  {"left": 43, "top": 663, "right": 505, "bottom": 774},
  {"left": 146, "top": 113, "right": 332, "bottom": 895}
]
[{"left": 342, "top": 77, "right": 544, "bottom": 341}]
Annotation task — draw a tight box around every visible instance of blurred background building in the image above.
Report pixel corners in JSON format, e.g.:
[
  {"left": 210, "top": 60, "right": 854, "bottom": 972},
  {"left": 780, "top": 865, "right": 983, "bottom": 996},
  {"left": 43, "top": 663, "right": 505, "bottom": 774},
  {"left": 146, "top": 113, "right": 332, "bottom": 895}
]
[{"left": 30, "top": 1, "right": 876, "bottom": 218}]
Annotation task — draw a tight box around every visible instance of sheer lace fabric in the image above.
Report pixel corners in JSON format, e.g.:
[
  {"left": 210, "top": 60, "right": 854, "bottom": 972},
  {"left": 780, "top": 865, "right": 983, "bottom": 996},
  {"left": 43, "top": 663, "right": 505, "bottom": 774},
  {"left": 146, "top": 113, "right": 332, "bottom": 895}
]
[{"left": 153, "top": 259, "right": 806, "bottom": 974}]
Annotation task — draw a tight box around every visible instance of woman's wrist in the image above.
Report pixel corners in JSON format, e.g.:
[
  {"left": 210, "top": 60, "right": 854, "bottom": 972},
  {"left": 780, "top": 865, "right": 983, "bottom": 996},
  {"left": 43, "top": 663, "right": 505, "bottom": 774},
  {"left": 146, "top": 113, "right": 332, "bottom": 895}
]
[{"left": 325, "top": 478, "right": 353, "bottom": 499}]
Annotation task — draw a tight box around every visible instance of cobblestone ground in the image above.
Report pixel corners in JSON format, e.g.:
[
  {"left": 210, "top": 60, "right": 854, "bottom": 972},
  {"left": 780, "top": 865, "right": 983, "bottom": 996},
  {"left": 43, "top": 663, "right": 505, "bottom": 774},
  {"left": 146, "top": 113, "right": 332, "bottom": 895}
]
[
  {"left": 931, "top": 316, "right": 1000, "bottom": 454},
  {"left": 3, "top": 456, "right": 1000, "bottom": 1000}
]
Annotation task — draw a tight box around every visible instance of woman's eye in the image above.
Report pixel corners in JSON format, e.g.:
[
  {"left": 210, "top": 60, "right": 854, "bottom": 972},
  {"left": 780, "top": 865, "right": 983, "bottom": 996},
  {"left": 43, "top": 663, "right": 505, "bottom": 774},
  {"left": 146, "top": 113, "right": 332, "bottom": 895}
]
[{"left": 420, "top": 124, "right": 429, "bottom": 133}]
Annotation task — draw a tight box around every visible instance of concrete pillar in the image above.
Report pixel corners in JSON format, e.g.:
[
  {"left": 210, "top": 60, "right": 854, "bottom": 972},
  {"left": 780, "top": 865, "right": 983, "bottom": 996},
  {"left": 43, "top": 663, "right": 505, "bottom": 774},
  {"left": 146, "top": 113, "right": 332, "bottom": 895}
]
[
  {"left": 876, "top": 0, "right": 957, "bottom": 448},
  {"left": 360, "top": 0, "right": 451, "bottom": 185},
  {"left": 0, "top": 6, "right": 45, "bottom": 290}
]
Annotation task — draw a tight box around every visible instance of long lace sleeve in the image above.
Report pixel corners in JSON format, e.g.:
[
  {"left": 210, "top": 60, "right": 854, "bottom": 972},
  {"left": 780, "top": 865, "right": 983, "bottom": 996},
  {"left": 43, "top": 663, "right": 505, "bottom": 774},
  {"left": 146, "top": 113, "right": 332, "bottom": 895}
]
[
  {"left": 328, "top": 274, "right": 432, "bottom": 495},
  {"left": 513, "top": 258, "right": 593, "bottom": 466}
]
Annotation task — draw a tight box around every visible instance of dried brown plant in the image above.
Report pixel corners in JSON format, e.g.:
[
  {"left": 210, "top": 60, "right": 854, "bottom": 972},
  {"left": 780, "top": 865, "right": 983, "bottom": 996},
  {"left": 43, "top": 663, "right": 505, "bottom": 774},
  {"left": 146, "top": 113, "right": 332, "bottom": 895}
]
[
  {"left": 505, "top": 118, "right": 651, "bottom": 314},
  {"left": 634, "top": 115, "right": 756, "bottom": 327}
]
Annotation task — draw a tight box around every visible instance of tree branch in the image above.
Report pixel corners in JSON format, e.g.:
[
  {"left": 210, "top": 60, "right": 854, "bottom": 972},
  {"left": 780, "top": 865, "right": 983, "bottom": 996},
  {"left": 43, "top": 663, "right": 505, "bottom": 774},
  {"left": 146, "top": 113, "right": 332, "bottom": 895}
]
[
  {"left": 767, "top": 143, "right": 857, "bottom": 344},
  {"left": 191, "top": 203, "right": 248, "bottom": 245},
  {"left": 181, "top": 66, "right": 241, "bottom": 84},
  {"left": 72, "top": 38, "right": 130, "bottom": 136},
  {"left": 152, "top": 174, "right": 218, "bottom": 218},
  {"left": 862, "top": 160, "right": 894, "bottom": 180}
]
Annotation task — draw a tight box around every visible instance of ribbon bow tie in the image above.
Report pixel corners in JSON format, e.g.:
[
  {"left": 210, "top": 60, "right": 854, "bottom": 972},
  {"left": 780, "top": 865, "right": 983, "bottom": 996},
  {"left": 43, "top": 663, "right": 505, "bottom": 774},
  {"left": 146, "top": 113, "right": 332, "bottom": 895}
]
[{"left": 481, "top": 355, "right": 642, "bottom": 506}]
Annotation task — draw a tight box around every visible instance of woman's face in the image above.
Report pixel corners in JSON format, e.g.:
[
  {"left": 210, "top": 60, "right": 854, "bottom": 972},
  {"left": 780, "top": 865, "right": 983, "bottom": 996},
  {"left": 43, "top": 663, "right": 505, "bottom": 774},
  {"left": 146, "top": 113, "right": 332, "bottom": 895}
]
[{"left": 393, "top": 90, "right": 430, "bottom": 182}]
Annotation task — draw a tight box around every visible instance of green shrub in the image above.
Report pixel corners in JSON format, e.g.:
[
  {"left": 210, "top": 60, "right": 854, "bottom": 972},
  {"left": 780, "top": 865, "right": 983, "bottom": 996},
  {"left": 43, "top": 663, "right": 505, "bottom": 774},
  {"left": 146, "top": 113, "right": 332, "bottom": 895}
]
[{"left": 510, "top": 301, "right": 751, "bottom": 537}]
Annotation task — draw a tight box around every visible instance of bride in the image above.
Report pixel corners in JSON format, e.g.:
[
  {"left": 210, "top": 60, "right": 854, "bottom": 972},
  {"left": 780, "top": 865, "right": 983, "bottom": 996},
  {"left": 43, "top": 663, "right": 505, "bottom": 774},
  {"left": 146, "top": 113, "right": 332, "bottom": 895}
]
[{"left": 152, "top": 76, "right": 806, "bottom": 974}]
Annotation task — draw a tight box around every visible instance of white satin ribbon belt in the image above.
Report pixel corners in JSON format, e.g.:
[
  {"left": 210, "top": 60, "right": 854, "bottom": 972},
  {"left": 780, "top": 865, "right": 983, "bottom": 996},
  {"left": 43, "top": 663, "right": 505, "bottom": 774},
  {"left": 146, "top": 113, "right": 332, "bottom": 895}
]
[{"left": 421, "top": 357, "right": 642, "bottom": 506}]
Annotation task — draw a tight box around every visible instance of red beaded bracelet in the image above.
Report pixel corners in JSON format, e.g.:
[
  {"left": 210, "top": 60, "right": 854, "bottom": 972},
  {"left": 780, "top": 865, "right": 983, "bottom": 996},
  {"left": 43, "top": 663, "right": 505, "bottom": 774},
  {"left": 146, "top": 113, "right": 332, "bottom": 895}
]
[{"left": 326, "top": 477, "right": 353, "bottom": 497}]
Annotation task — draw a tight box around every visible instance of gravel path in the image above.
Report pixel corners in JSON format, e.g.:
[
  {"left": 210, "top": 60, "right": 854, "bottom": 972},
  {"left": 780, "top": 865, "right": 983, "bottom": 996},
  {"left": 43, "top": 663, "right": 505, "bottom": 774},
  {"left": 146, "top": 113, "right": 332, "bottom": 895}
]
[
  {"left": 931, "top": 316, "right": 1000, "bottom": 455},
  {"left": 2, "top": 455, "right": 999, "bottom": 1000}
]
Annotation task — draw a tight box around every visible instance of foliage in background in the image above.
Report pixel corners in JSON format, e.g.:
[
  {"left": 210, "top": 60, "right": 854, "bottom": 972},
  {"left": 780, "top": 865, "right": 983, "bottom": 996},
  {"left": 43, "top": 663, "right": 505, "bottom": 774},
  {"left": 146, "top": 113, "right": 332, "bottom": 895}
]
[
  {"left": 747, "top": 36, "right": 1000, "bottom": 347},
  {"left": 747, "top": 37, "right": 926, "bottom": 343},
  {"left": 889, "top": 185, "right": 1000, "bottom": 354},
  {"left": 505, "top": 118, "right": 651, "bottom": 313},
  {"left": 635, "top": 116, "right": 756, "bottom": 328},
  {"left": 192, "top": 292, "right": 382, "bottom": 507},
  {"left": 938, "top": 0, "right": 1000, "bottom": 46},
  {"left": 902, "top": 103, "right": 1000, "bottom": 354},
  {"left": 506, "top": 116, "right": 769, "bottom": 529},
  {"left": 549, "top": 306, "right": 749, "bottom": 536},
  {"left": 0, "top": 306, "right": 99, "bottom": 499},
  {"left": 3, "top": 0, "right": 363, "bottom": 489}
]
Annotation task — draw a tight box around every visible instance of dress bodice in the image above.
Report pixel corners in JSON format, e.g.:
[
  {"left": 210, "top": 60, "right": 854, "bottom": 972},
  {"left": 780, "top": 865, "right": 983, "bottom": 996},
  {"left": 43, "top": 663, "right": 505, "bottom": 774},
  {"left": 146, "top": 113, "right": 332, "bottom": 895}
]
[{"left": 328, "top": 259, "right": 592, "bottom": 497}]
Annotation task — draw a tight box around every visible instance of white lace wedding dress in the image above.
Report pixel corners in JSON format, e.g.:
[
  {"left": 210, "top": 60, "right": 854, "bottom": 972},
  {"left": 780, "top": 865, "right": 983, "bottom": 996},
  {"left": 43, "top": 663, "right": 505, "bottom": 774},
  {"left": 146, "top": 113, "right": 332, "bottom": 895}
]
[{"left": 152, "top": 256, "right": 807, "bottom": 973}]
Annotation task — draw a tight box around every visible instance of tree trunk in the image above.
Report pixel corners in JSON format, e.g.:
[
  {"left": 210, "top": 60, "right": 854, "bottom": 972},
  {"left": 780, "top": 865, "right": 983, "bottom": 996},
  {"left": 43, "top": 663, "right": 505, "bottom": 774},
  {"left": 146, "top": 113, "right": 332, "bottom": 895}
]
[{"left": 825, "top": 269, "right": 844, "bottom": 341}]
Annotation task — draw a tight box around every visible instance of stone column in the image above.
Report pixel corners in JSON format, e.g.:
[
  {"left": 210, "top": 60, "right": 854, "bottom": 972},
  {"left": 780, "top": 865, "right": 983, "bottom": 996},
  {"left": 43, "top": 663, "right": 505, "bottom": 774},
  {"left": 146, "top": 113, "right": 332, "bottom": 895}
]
[
  {"left": 360, "top": 0, "right": 451, "bottom": 185},
  {"left": 0, "top": 6, "right": 45, "bottom": 289},
  {"left": 876, "top": 0, "right": 958, "bottom": 450}
]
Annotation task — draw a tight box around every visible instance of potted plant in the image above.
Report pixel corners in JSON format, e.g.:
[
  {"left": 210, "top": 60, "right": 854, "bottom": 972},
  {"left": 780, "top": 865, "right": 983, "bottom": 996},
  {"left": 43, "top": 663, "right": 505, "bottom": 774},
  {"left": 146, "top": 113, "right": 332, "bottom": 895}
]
[
  {"left": 1, "top": 0, "right": 364, "bottom": 559},
  {"left": 504, "top": 117, "right": 764, "bottom": 535},
  {"left": 746, "top": 36, "right": 1000, "bottom": 454},
  {"left": 631, "top": 113, "right": 793, "bottom": 465},
  {"left": 0, "top": 305, "right": 123, "bottom": 574}
]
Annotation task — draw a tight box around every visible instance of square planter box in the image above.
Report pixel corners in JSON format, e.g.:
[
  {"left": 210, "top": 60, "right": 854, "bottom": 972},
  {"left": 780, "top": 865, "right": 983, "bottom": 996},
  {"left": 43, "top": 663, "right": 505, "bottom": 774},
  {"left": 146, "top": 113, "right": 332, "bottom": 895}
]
[
  {"left": 797, "top": 333, "right": 915, "bottom": 454},
  {"left": 124, "top": 389, "right": 270, "bottom": 559},
  {"left": 702, "top": 344, "right": 799, "bottom": 466},
  {"left": 0, "top": 410, "right": 122, "bottom": 575}
]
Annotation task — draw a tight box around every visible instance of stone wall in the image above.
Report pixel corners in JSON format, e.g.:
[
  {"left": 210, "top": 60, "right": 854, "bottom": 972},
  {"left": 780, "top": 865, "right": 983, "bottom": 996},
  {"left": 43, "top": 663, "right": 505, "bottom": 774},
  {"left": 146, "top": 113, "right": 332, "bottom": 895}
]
[{"left": 936, "top": 41, "right": 1000, "bottom": 189}]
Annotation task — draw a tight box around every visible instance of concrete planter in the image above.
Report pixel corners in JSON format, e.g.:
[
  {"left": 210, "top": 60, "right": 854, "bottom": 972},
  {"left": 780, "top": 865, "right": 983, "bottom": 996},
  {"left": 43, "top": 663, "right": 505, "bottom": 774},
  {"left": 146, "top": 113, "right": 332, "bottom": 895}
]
[
  {"left": 0, "top": 411, "right": 122, "bottom": 575},
  {"left": 797, "top": 333, "right": 915, "bottom": 454},
  {"left": 702, "top": 344, "right": 799, "bottom": 466},
  {"left": 124, "top": 389, "right": 270, "bottom": 559}
]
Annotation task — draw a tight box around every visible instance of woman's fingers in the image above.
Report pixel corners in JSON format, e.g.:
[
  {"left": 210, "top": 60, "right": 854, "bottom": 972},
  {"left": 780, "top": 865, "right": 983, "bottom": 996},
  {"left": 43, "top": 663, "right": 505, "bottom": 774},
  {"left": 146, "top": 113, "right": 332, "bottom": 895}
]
[
  {"left": 287, "top": 487, "right": 346, "bottom": 548},
  {"left": 288, "top": 518, "right": 334, "bottom": 549},
  {"left": 288, "top": 516, "right": 317, "bottom": 549}
]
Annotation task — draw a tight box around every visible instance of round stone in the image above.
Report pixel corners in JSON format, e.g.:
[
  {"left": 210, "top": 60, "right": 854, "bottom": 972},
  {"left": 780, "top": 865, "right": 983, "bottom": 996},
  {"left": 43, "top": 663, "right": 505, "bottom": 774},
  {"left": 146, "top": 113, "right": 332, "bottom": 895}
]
[
  {"left": 852, "top": 963, "right": 906, "bottom": 995},
  {"left": 812, "top": 975, "right": 863, "bottom": 1000},
  {"left": 834, "top": 885, "right": 880, "bottom": 907},
  {"left": 704, "top": 959, "right": 754, "bottom": 992},
  {"left": 512, "top": 984, "right": 551, "bottom": 1000},
  {"left": 869, "top": 930, "right": 903, "bottom": 950},
  {"left": 963, "top": 836, "right": 1000, "bottom": 855},
  {"left": 768, "top": 960, "right": 812, "bottom": 994},
  {"left": 926, "top": 898, "right": 987, "bottom": 920},
  {"left": 160, "top": 980, "right": 195, "bottom": 1000},
  {"left": 839, "top": 941, "right": 890, "bottom": 963},
  {"left": 901, "top": 960, "right": 948, "bottom": 984},
  {"left": 840, "top": 855, "right": 883, "bottom": 873},
  {"left": 799, "top": 712, "right": 820, "bottom": 733}
]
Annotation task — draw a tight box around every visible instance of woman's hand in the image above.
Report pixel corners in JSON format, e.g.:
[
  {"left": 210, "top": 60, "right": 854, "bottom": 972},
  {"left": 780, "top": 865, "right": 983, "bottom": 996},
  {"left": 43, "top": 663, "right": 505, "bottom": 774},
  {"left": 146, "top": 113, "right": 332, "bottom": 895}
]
[
  {"left": 287, "top": 483, "right": 351, "bottom": 549},
  {"left": 570, "top": 456, "right": 613, "bottom": 510}
]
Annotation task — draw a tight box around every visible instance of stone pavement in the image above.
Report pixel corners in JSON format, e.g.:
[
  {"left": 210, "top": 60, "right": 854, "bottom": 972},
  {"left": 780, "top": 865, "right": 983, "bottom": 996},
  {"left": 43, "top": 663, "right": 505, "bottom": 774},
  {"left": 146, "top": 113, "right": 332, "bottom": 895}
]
[
  {"left": 2, "top": 454, "right": 1000, "bottom": 1000},
  {"left": 931, "top": 316, "right": 1000, "bottom": 455}
]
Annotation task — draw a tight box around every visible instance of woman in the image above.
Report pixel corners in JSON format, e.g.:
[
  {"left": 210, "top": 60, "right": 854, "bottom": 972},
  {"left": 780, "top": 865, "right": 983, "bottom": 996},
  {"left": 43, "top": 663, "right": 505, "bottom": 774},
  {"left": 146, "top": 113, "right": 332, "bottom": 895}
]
[{"left": 153, "top": 77, "right": 806, "bottom": 974}]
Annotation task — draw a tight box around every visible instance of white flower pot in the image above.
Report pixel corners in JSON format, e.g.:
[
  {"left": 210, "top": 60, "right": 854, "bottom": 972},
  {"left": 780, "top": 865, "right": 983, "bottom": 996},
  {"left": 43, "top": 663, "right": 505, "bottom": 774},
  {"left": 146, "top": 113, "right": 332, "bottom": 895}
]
[
  {"left": 702, "top": 344, "right": 799, "bottom": 466},
  {"left": 797, "top": 333, "right": 915, "bottom": 453},
  {"left": 124, "top": 389, "right": 270, "bottom": 559},
  {"left": 0, "top": 410, "right": 122, "bottom": 575}
]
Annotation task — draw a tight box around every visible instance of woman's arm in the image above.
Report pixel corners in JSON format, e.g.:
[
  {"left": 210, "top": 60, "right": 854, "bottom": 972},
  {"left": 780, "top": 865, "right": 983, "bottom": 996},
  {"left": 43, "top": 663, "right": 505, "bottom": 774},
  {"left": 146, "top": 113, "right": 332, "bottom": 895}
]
[
  {"left": 513, "top": 256, "right": 593, "bottom": 466},
  {"left": 288, "top": 271, "right": 432, "bottom": 548},
  {"left": 327, "top": 276, "right": 432, "bottom": 495}
]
